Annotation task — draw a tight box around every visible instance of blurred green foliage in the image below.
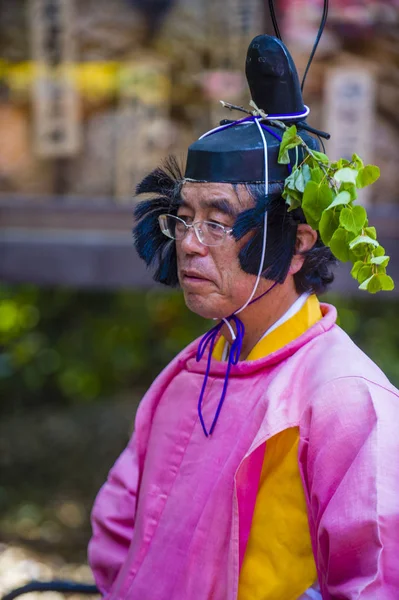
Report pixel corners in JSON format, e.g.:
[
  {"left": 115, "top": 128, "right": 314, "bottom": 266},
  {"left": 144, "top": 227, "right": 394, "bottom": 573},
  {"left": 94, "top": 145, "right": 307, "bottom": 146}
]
[
  {"left": 0, "top": 285, "right": 206, "bottom": 415},
  {"left": 0, "top": 285, "right": 398, "bottom": 416},
  {"left": 325, "top": 293, "right": 399, "bottom": 387}
]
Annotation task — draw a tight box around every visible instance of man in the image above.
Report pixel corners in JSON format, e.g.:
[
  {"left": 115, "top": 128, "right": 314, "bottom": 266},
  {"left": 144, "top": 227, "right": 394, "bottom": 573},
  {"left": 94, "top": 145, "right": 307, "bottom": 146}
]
[{"left": 88, "top": 35, "right": 399, "bottom": 599}]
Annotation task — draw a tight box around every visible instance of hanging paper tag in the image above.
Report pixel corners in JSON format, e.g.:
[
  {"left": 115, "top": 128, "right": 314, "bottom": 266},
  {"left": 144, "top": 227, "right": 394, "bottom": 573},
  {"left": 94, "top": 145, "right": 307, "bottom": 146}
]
[
  {"left": 324, "top": 64, "right": 376, "bottom": 206},
  {"left": 30, "top": 0, "right": 81, "bottom": 157},
  {"left": 115, "top": 56, "right": 172, "bottom": 201}
]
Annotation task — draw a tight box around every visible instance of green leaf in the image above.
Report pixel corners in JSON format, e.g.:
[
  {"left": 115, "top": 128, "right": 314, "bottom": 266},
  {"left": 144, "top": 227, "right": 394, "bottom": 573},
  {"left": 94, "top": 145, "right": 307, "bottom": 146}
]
[
  {"left": 358, "top": 273, "right": 394, "bottom": 293},
  {"left": 278, "top": 149, "right": 290, "bottom": 165},
  {"left": 330, "top": 227, "right": 351, "bottom": 262},
  {"left": 278, "top": 126, "right": 302, "bottom": 164},
  {"left": 284, "top": 191, "right": 302, "bottom": 211},
  {"left": 310, "top": 167, "right": 323, "bottom": 183},
  {"left": 374, "top": 245, "right": 385, "bottom": 257},
  {"left": 364, "top": 226, "right": 377, "bottom": 240},
  {"left": 334, "top": 167, "right": 358, "bottom": 184},
  {"left": 283, "top": 185, "right": 302, "bottom": 200},
  {"left": 295, "top": 171, "right": 306, "bottom": 192},
  {"left": 284, "top": 169, "right": 298, "bottom": 191},
  {"left": 370, "top": 255, "right": 390, "bottom": 267},
  {"left": 290, "top": 165, "right": 311, "bottom": 193},
  {"left": 332, "top": 158, "right": 350, "bottom": 169},
  {"left": 349, "top": 235, "right": 380, "bottom": 249},
  {"left": 339, "top": 205, "right": 367, "bottom": 234},
  {"left": 278, "top": 130, "right": 295, "bottom": 158},
  {"left": 350, "top": 248, "right": 367, "bottom": 262},
  {"left": 357, "top": 265, "right": 373, "bottom": 284},
  {"left": 301, "top": 164, "right": 311, "bottom": 186},
  {"left": 285, "top": 164, "right": 311, "bottom": 192},
  {"left": 302, "top": 182, "right": 333, "bottom": 229},
  {"left": 283, "top": 125, "right": 297, "bottom": 139},
  {"left": 351, "top": 153, "right": 364, "bottom": 169},
  {"left": 327, "top": 190, "right": 351, "bottom": 210},
  {"left": 349, "top": 249, "right": 362, "bottom": 264},
  {"left": 379, "top": 275, "right": 395, "bottom": 291},
  {"left": 351, "top": 260, "right": 364, "bottom": 279},
  {"left": 359, "top": 275, "right": 373, "bottom": 291},
  {"left": 359, "top": 274, "right": 382, "bottom": 293},
  {"left": 368, "top": 275, "right": 383, "bottom": 293},
  {"left": 319, "top": 209, "right": 340, "bottom": 245},
  {"left": 279, "top": 145, "right": 301, "bottom": 165},
  {"left": 356, "top": 165, "right": 380, "bottom": 188},
  {"left": 311, "top": 150, "right": 329, "bottom": 164},
  {"left": 339, "top": 182, "right": 357, "bottom": 201}
]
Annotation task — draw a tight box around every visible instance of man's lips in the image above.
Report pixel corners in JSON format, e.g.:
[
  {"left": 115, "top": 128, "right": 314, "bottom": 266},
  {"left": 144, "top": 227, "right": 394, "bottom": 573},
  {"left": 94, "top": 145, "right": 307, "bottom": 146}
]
[{"left": 180, "top": 270, "right": 213, "bottom": 284}]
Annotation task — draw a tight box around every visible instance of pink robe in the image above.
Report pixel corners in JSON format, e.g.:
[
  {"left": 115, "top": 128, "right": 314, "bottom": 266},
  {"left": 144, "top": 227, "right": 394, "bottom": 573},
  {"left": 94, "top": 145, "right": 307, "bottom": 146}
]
[{"left": 89, "top": 304, "right": 399, "bottom": 599}]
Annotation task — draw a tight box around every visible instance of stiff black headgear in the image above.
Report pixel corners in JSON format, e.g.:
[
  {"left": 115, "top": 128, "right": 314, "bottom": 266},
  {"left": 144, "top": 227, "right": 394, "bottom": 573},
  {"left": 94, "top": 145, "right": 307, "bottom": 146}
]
[
  {"left": 133, "top": 35, "right": 323, "bottom": 287},
  {"left": 184, "top": 35, "right": 318, "bottom": 185}
]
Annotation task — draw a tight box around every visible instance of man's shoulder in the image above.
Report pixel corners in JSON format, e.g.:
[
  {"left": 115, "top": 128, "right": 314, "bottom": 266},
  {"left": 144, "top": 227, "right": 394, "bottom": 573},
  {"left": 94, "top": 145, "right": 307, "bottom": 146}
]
[
  {"left": 135, "top": 337, "right": 200, "bottom": 411},
  {"left": 296, "top": 316, "right": 398, "bottom": 400},
  {"left": 286, "top": 329, "right": 398, "bottom": 451}
]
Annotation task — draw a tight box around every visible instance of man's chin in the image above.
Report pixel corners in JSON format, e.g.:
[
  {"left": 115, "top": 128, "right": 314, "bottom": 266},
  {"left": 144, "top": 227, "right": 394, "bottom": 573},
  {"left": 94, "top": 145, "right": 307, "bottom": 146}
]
[{"left": 183, "top": 291, "right": 223, "bottom": 320}]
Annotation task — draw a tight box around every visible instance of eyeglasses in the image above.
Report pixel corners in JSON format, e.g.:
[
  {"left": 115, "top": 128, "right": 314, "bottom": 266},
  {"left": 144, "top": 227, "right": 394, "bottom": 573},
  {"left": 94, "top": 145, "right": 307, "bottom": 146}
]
[{"left": 158, "top": 214, "right": 233, "bottom": 247}]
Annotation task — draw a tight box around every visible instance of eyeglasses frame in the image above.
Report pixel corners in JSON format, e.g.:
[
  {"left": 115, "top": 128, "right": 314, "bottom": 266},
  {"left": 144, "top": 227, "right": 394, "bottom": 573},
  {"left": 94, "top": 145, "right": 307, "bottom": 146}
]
[{"left": 158, "top": 213, "right": 233, "bottom": 247}]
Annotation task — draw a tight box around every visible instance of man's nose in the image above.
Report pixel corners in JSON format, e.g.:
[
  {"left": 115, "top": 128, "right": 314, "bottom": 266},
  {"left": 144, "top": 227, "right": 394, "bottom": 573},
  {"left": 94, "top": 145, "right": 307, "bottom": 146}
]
[{"left": 179, "top": 227, "right": 208, "bottom": 255}]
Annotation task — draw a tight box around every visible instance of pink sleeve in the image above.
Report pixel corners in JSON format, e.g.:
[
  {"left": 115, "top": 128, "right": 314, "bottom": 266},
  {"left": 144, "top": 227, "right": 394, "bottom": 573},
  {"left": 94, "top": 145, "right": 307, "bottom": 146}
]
[
  {"left": 88, "top": 434, "right": 140, "bottom": 596},
  {"left": 304, "top": 377, "right": 399, "bottom": 600}
]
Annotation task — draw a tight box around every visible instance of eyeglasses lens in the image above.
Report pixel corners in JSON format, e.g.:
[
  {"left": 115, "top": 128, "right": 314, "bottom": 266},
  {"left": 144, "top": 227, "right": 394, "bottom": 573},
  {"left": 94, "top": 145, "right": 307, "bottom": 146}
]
[{"left": 159, "top": 215, "right": 227, "bottom": 246}]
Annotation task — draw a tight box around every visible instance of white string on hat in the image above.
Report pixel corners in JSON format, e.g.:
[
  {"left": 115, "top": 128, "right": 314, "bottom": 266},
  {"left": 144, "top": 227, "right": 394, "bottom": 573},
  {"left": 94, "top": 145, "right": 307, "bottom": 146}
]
[
  {"left": 197, "top": 116, "right": 272, "bottom": 341},
  {"left": 234, "top": 118, "right": 269, "bottom": 316}
]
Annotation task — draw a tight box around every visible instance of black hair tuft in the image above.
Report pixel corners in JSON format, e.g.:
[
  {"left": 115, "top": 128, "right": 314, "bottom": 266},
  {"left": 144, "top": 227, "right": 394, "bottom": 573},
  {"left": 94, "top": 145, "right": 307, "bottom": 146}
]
[{"left": 133, "top": 156, "right": 183, "bottom": 286}]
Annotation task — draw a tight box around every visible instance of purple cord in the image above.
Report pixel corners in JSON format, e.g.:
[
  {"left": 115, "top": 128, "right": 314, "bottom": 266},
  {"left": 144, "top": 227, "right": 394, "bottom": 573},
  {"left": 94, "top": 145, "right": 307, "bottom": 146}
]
[
  {"left": 201, "top": 112, "right": 308, "bottom": 140},
  {"left": 196, "top": 281, "right": 278, "bottom": 437},
  {"left": 200, "top": 115, "right": 255, "bottom": 138}
]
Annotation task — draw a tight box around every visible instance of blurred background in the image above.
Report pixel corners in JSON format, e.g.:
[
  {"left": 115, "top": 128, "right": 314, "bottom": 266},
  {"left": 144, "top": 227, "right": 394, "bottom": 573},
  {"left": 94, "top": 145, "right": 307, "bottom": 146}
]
[{"left": 0, "top": 0, "right": 398, "bottom": 596}]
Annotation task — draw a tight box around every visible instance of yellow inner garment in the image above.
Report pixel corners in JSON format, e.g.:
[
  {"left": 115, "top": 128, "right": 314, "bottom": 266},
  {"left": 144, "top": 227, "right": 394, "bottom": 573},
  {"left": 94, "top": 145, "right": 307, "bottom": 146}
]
[{"left": 213, "top": 295, "right": 321, "bottom": 600}]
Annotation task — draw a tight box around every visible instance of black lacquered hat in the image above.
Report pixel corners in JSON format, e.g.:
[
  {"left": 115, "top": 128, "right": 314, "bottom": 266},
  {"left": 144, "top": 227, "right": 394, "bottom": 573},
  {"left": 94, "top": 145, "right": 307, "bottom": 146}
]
[{"left": 184, "top": 35, "right": 320, "bottom": 185}]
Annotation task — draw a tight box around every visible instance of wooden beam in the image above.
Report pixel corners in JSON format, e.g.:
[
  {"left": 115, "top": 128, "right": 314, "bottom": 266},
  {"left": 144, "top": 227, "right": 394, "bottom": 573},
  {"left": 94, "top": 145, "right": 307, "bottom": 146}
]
[
  {"left": 1, "top": 197, "right": 398, "bottom": 293},
  {"left": 0, "top": 229, "right": 154, "bottom": 288}
]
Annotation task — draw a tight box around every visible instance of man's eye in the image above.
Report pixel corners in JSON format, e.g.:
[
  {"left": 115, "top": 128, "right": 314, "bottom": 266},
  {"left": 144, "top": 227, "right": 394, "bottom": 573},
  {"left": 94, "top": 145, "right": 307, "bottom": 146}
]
[
  {"left": 206, "top": 221, "right": 227, "bottom": 232},
  {"left": 208, "top": 219, "right": 228, "bottom": 228},
  {"left": 177, "top": 214, "right": 193, "bottom": 223}
]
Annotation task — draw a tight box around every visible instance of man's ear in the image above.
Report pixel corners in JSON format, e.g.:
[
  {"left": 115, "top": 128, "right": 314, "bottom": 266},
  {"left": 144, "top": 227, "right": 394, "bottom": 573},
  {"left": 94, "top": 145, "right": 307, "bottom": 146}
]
[{"left": 289, "top": 224, "right": 318, "bottom": 275}]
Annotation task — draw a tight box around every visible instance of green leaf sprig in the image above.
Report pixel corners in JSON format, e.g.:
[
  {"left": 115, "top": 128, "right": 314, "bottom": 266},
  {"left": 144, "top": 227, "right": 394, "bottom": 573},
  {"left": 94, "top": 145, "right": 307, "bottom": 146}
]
[{"left": 277, "top": 125, "right": 394, "bottom": 293}]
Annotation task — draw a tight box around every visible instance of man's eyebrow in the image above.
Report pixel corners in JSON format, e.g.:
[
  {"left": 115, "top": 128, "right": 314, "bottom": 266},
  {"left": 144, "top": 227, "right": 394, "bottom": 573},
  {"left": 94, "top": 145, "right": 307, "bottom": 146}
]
[
  {"left": 202, "top": 198, "right": 238, "bottom": 217},
  {"left": 178, "top": 197, "right": 238, "bottom": 218},
  {"left": 178, "top": 195, "right": 239, "bottom": 219}
]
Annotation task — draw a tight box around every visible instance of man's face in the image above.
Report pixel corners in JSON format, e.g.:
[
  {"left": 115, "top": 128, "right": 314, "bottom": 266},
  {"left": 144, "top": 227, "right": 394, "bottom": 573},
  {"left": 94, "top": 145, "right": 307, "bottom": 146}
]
[{"left": 176, "top": 182, "right": 262, "bottom": 319}]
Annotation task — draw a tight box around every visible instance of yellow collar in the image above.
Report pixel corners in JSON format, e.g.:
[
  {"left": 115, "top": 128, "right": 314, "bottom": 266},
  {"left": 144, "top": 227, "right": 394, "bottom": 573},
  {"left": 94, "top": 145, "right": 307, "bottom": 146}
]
[{"left": 212, "top": 294, "right": 322, "bottom": 362}]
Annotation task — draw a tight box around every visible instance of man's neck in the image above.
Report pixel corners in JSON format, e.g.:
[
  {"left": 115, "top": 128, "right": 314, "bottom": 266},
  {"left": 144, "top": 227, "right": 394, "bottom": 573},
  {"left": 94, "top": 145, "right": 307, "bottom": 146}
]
[{"left": 220, "top": 280, "right": 301, "bottom": 360}]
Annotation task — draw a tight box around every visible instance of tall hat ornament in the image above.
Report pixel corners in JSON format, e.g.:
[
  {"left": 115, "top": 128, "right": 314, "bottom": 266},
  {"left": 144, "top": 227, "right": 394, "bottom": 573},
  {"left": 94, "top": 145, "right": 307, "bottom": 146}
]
[{"left": 133, "top": 2, "right": 393, "bottom": 436}]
